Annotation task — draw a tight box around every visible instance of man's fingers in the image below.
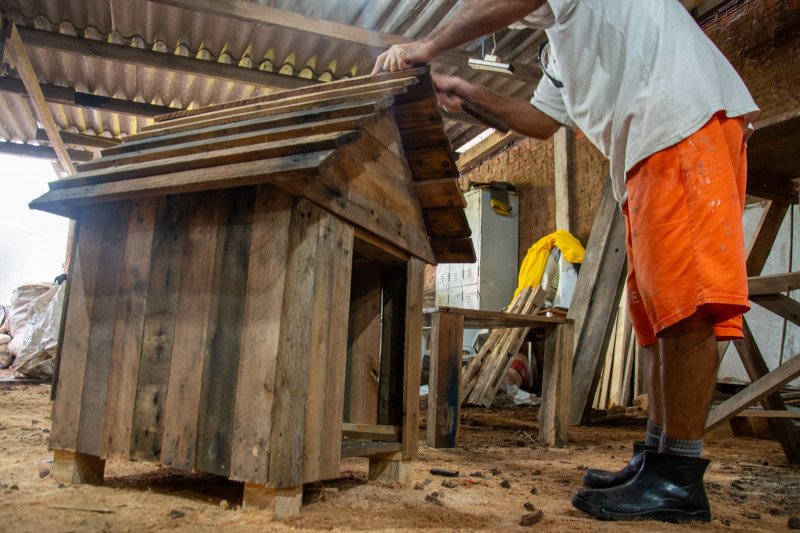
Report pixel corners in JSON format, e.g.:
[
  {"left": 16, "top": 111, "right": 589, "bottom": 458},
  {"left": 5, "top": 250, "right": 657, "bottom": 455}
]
[{"left": 371, "top": 51, "right": 388, "bottom": 75}]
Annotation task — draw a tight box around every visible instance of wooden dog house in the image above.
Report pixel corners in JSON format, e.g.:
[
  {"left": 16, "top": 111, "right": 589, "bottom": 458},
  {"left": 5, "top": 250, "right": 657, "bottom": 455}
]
[{"left": 31, "top": 67, "right": 475, "bottom": 517}]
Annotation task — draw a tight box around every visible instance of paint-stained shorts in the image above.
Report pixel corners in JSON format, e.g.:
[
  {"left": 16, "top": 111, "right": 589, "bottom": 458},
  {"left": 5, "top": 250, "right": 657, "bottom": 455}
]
[{"left": 624, "top": 112, "right": 750, "bottom": 346}]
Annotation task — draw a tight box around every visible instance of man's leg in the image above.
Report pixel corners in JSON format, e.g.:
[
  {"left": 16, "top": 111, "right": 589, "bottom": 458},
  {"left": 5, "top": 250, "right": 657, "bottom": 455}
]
[{"left": 644, "top": 344, "right": 663, "bottom": 446}]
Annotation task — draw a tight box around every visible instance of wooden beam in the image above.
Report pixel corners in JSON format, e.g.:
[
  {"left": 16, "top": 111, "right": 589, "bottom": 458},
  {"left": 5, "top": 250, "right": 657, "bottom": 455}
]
[
  {"left": 457, "top": 130, "right": 520, "bottom": 171},
  {"left": 746, "top": 201, "right": 789, "bottom": 276},
  {"left": 146, "top": 0, "right": 542, "bottom": 83},
  {"left": 15, "top": 26, "right": 314, "bottom": 91},
  {"left": 706, "top": 352, "right": 800, "bottom": 432},
  {"left": 5, "top": 23, "right": 76, "bottom": 174},
  {"left": 341, "top": 423, "right": 401, "bottom": 442},
  {"left": 553, "top": 127, "right": 572, "bottom": 232},
  {"left": 748, "top": 271, "right": 800, "bottom": 296},
  {"left": 0, "top": 76, "right": 179, "bottom": 117},
  {"left": 0, "top": 141, "right": 94, "bottom": 162},
  {"left": 750, "top": 293, "right": 800, "bottom": 328},
  {"left": 36, "top": 129, "right": 121, "bottom": 149}
]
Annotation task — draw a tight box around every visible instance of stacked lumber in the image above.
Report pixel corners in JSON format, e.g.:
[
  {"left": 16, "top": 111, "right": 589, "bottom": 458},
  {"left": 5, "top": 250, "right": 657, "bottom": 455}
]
[{"left": 461, "top": 286, "right": 546, "bottom": 406}]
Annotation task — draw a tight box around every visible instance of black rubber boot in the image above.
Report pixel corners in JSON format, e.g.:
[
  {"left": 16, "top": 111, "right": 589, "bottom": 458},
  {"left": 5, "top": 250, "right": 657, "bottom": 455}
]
[
  {"left": 582, "top": 441, "right": 655, "bottom": 489},
  {"left": 572, "top": 451, "right": 711, "bottom": 522}
]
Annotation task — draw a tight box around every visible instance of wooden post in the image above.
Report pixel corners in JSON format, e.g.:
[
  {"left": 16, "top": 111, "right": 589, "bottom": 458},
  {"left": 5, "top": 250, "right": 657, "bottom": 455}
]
[
  {"left": 368, "top": 451, "right": 411, "bottom": 484},
  {"left": 427, "top": 311, "right": 464, "bottom": 448},
  {"left": 242, "top": 483, "right": 302, "bottom": 518},
  {"left": 553, "top": 127, "right": 572, "bottom": 232},
  {"left": 52, "top": 450, "right": 105, "bottom": 485},
  {"left": 540, "top": 323, "right": 574, "bottom": 447}
]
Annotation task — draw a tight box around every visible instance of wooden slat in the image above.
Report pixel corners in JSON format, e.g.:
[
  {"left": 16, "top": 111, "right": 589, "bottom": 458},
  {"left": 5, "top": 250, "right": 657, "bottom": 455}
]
[
  {"left": 748, "top": 271, "right": 800, "bottom": 296},
  {"left": 430, "top": 237, "right": 476, "bottom": 264},
  {"left": 342, "top": 423, "right": 401, "bottom": 442},
  {"left": 268, "top": 199, "right": 322, "bottom": 488},
  {"left": 340, "top": 440, "right": 402, "bottom": 459},
  {"left": 540, "top": 323, "right": 574, "bottom": 447},
  {"left": 142, "top": 77, "right": 417, "bottom": 132},
  {"left": 129, "top": 195, "right": 189, "bottom": 461},
  {"left": 344, "top": 262, "right": 383, "bottom": 425},
  {"left": 746, "top": 202, "right": 789, "bottom": 276},
  {"left": 378, "top": 265, "right": 407, "bottom": 429},
  {"left": 427, "top": 311, "right": 464, "bottom": 448},
  {"left": 414, "top": 179, "right": 466, "bottom": 209},
  {"left": 60, "top": 131, "right": 359, "bottom": 189},
  {"left": 402, "top": 257, "right": 425, "bottom": 460},
  {"left": 320, "top": 222, "right": 355, "bottom": 480},
  {"left": 30, "top": 151, "right": 334, "bottom": 214},
  {"left": 405, "top": 146, "right": 459, "bottom": 180},
  {"left": 194, "top": 188, "right": 255, "bottom": 476},
  {"left": 50, "top": 207, "right": 106, "bottom": 451},
  {"left": 76, "top": 202, "right": 131, "bottom": 457},
  {"left": 102, "top": 100, "right": 388, "bottom": 157},
  {"left": 79, "top": 115, "right": 376, "bottom": 173},
  {"left": 456, "top": 131, "right": 519, "bottom": 172},
  {"left": 750, "top": 294, "right": 800, "bottom": 327},
  {"left": 422, "top": 207, "right": 472, "bottom": 239},
  {"left": 102, "top": 198, "right": 158, "bottom": 458},
  {"left": 160, "top": 191, "right": 224, "bottom": 471},
  {"left": 229, "top": 185, "right": 292, "bottom": 484}
]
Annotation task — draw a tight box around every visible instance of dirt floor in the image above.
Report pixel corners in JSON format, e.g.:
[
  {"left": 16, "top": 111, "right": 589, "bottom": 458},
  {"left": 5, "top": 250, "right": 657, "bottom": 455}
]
[{"left": 1, "top": 376, "right": 799, "bottom": 532}]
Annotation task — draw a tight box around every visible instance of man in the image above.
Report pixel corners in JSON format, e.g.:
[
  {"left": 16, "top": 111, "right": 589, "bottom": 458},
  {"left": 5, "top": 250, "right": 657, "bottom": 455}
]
[{"left": 373, "top": 0, "right": 758, "bottom": 523}]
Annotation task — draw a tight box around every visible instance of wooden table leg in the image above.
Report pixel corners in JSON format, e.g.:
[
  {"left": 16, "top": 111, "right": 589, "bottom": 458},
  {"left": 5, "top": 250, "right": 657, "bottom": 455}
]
[
  {"left": 52, "top": 450, "right": 105, "bottom": 485},
  {"left": 540, "top": 323, "right": 574, "bottom": 447},
  {"left": 427, "top": 311, "right": 464, "bottom": 448}
]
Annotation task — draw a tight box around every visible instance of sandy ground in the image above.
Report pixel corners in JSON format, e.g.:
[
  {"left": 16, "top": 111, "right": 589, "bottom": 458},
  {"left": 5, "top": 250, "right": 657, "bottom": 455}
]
[{"left": 1, "top": 378, "right": 799, "bottom": 532}]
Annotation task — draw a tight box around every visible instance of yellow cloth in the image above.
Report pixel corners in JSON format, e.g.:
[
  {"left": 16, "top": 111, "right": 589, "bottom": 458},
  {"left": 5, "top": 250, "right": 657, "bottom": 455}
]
[{"left": 513, "top": 230, "right": 586, "bottom": 301}]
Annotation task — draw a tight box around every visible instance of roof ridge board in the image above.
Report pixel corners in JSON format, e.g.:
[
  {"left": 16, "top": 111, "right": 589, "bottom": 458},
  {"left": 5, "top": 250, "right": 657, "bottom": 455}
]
[
  {"left": 125, "top": 90, "right": 404, "bottom": 141},
  {"left": 78, "top": 113, "right": 380, "bottom": 174},
  {"left": 140, "top": 77, "right": 419, "bottom": 133},
  {"left": 31, "top": 151, "right": 336, "bottom": 215},
  {"left": 153, "top": 68, "right": 429, "bottom": 123},
  {"left": 52, "top": 131, "right": 361, "bottom": 191},
  {"left": 103, "top": 99, "right": 389, "bottom": 157}
]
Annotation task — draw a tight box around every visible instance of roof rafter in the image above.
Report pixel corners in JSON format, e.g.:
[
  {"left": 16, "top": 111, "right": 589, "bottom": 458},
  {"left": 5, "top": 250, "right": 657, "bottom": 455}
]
[
  {"left": 146, "top": 0, "right": 542, "bottom": 83},
  {"left": 15, "top": 25, "right": 316, "bottom": 91}
]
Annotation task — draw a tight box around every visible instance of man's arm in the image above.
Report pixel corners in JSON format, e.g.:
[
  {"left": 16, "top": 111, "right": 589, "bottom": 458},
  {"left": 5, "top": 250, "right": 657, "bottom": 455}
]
[
  {"left": 435, "top": 75, "right": 561, "bottom": 140},
  {"left": 371, "top": 0, "right": 546, "bottom": 74}
]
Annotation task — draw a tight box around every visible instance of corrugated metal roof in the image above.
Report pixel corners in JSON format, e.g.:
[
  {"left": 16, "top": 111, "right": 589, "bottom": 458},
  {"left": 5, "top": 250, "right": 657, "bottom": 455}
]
[{"left": 0, "top": 0, "right": 545, "bottom": 153}]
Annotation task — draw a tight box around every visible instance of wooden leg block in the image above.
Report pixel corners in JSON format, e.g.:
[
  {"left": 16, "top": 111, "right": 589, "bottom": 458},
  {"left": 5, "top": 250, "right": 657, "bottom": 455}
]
[
  {"left": 242, "top": 483, "right": 302, "bottom": 518},
  {"left": 427, "top": 311, "right": 464, "bottom": 449},
  {"left": 52, "top": 450, "right": 105, "bottom": 485},
  {"left": 368, "top": 458, "right": 411, "bottom": 484},
  {"left": 540, "top": 323, "right": 573, "bottom": 447}
]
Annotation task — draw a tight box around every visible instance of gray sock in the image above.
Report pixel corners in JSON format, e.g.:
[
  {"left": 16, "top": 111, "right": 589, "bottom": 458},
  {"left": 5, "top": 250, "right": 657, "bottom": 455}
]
[
  {"left": 645, "top": 420, "right": 662, "bottom": 448},
  {"left": 659, "top": 434, "right": 703, "bottom": 457}
]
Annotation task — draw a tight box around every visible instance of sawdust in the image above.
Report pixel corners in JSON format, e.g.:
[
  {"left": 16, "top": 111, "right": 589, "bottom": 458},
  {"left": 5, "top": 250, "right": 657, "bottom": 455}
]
[{"left": 1, "top": 380, "right": 799, "bottom": 532}]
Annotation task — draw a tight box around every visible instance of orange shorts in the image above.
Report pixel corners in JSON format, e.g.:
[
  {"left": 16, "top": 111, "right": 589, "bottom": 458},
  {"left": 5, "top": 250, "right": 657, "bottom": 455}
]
[{"left": 624, "top": 112, "right": 750, "bottom": 346}]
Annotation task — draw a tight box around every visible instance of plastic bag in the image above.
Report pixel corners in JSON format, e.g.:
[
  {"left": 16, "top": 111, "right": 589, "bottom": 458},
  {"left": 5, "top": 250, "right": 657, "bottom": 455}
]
[
  {"left": 10, "top": 283, "right": 65, "bottom": 379},
  {"left": 512, "top": 230, "right": 585, "bottom": 302},
  {"left": 6, "top": 283, "right": 54, "bottom": 357}
]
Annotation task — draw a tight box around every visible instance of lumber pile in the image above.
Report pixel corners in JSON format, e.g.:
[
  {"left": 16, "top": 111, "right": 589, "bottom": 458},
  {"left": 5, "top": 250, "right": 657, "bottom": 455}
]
[{"left": 460, "top": 286, "right": 546, "bottom": 406}]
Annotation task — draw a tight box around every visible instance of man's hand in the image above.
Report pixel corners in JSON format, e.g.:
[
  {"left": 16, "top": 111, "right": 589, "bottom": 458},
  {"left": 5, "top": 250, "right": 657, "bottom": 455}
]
[
  {"left": 433, "top": 74, "right": 476, "bottom": 113},
  {"left": 371, "top": 41, "right": 433, "bottom": 75}
]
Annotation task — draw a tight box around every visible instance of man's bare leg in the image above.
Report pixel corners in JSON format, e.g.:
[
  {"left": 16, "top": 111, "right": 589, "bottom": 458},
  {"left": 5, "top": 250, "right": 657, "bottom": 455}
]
[{"left": 643, "top": 343, "right": 663, "bottom": 447}]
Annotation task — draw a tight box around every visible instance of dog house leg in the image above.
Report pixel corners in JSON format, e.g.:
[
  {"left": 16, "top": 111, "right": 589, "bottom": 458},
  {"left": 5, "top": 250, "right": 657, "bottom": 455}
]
[
  {"left": 242, "top": 483, "right": 303, "bottom": 518},
  {"left": 52, "top": 449, "right": 105, "bottom": 485}
]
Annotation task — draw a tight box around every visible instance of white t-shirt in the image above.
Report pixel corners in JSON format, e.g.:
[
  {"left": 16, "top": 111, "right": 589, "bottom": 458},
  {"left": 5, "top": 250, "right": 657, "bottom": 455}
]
[{"left": 516, "top": 0, "right": 759, "bottom": 205}]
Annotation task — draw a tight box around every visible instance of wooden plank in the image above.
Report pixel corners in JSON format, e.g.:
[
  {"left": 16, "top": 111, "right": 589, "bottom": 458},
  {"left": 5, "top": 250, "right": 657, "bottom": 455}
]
[
  {"left": 457, "top": 131, "right": 519, "bottom": 172},
  {"left": 421, "top": 207, "right": 472, "bottom": 239},
  {"left": 36, "top": 129, "right": 121, "bottom": 149},
  {"left": 30, "top": 151, "right": 334, "bottom": 214},
  {"left": 229, "top": 185, "right": 292, "bottom": 484},
  {"left": 125, "top": 89, "right": 405, "bottom": 141},
  {"left": 748, "top": 272, "right": 800, "bottom": 296},
  {"left": 64, "top": 131, "right": 359, "bottom": 188},
  {"left": 430, "top": 237, "right": 477, "bottom": 264},
  {"left": 553, "top": 127, "right": 572, "bottom": 232},
  {"left": 746, "top": 202, "right": 789, "bottom": 276},
  {"left": 78, "top": 115, "right": 376, "bottom": 173},
  {"left": 194, "top": 188, "right": 255, "bottom": 476},
  {"left": 5, "top": 22, "right": 75, "bottom": 174},
  {"left": 340, "top": 439, "right": 402, "bottom": 459},
  {"left": 706, "top": 352, "right": 800, "bottom": 431},
  {"left": 159, "top": 191, "right": 224, "bottom": 471},
  {"left": 540, "top": 323, "right": 574, "bottom": 447},
  {"left": 268, "top": 199, "right": 322, "bottom": 488},
  {"left": 76, "top": 202, "right": 131, "bottom": 457},
  {"left": 414, "top": 179, "right": 467, "bottom": 209},
  {"left": 102, "top": 100, "right": 388, "bottom": 157},
  {"left": 129, "top": 195, "right": 189, "bottom": 461},
  {"left": 729, "top": 319, "right": 800, "bottom": 462},
  {"left": 320, "top": 222, "right": 355, "bottom": 480},
  {"left": 142, "top": 78, "right": 417, "bottom": 132},
  {"left": 378, "top": 264, "right": 407, "bottom": 428},
  {"left": 402, "top": 257, "right": 425, "bottom": 460},
  {"left": 427, "top": 311, "right": 464, "bottom": 448},
  {"left": 342, "top": 423, "right": 401, "bottom": 442},
  {"left": 733, "top": 410, "right": 800, "bottom": 418},
  {"left": 17, "top": 25, "right": 311, "bottom": 93},
  {"left": 156, "top": 68, "right": 429, "bottom": 122},
  {"left": 750, "top": 294, "right": 800, "bottom": 327},
  {"left": 0, "top": 141, "right": 93, "bottom": 162},
  {"left": 302, "top": 212, "right": 339, "bottom": 484},
  {"left": 569, "top": 203, "right": 627, "bottom": 425},
  {"left": 352, "top": 227, "right": 409, "bottom": 263},
  {"left": 344, "top": 262, "right": 383, "bottom": 425},
  {"left": 50, "top": 207, "right": 106, "bottom": 451},
  {"left": 102, "top": 198, "right": 157, "bottom": 458},
  {"left": 424, "top": 306, "right": 569, "bottom": 328},
  {"left": 406, "top": 146, "right": 459, "bottom": 180}
]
